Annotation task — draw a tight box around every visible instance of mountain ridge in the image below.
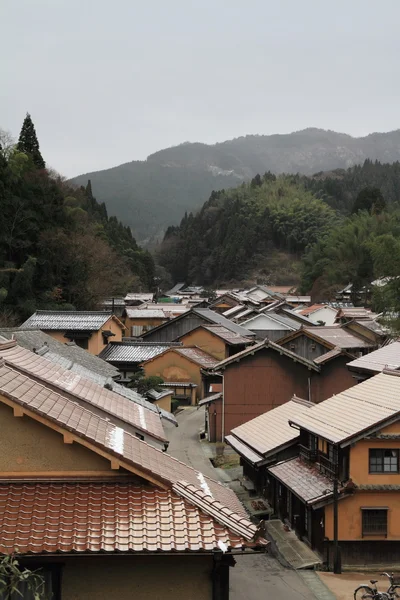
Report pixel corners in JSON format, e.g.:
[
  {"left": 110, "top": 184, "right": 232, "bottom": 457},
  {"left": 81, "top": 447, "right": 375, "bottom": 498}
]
[{"left": 70, "top": 127, "right": 400, "bottom": 242}]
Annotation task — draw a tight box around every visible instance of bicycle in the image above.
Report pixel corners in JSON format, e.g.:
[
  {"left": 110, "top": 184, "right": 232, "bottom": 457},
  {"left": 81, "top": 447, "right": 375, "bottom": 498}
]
[{"left": 354, "top": 572, "right": 400, "bottom": 599}]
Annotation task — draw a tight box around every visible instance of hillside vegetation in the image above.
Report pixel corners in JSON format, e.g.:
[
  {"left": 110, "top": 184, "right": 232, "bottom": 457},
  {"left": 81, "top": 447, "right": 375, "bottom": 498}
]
[
  {"left": 70, "top": 128, "right": 400, "bottom": 242},
  {"left": 157, "top": 174, "right": 336, "bottom": 286},
  {"left": 158, "top": 161, "right": 400, "bottom": 323},
  {"left": 0, "top": 115, "right": 154, "bottom": 322}
]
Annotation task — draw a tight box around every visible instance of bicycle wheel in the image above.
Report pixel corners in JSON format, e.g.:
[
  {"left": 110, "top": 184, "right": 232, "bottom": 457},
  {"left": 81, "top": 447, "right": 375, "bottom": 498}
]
[
  {"left": 390, "top": 585, "right": 400, "bottom": 598},
  {"left": 354, "top": 586, "right": 375, "bottom": 600}
]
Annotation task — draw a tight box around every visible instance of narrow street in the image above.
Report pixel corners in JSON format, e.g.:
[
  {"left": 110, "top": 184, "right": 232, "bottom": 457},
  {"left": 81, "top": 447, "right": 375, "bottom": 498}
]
[{"left": 164, "top": 407, "right": 319, "bottom": 600}]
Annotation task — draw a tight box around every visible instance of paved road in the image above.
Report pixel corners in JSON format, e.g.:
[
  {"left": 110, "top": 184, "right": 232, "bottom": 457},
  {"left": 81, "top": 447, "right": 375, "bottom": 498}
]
[{"left": 164, "top": 408, "right": 319, "bottom": 600}]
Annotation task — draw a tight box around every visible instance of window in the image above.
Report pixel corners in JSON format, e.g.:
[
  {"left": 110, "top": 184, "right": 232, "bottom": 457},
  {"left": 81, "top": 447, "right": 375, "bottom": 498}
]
[
  {"left": 369, "top": 449, "right": 399, "bottom": 473},
  {"left": 135, "top": 432, "right": 144, "bottom": 441},
  {"left": 362, "top": 508, "right": 388, "bottom": 537},
  {"left": 327, "top": 443, "right": 337, "bottom": 464},
  {"left": 74, "top": 337, "right": 88, "bottom": 350}
]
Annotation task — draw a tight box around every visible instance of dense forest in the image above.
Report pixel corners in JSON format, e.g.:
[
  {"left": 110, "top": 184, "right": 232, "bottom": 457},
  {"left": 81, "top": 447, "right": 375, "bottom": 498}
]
[
  {"left": 158, "top": 174, "right": 336, "bottom": 286},
  {"left": 158, "top": 162, "right": 400, "bottom": 319},
  {"left": 70, "top": 128, "right": 400, "bottom": 242},
  {"left": 0, "top": 114, "right": 154, "bottom": 323}
]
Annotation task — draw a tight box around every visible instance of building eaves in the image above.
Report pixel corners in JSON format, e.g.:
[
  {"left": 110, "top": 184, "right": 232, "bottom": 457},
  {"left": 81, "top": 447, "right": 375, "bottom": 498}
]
[
  {"left": 289, "top": 371, "right": 400, "bottom": 446},
  {"left": 99, "top": 342, "right": 181, "bottom": 363},
  {"left": 229, "top": 397, "right": 313, "bottom": 458},
  {"left": 20, "top": 311, "right": 125, "bottom": 332},
  {"left": 0, "top": 482, "right": 259, "bottom": 555},
  {"left": 347, "top": 341, "right": 400, "bottom": 374},
  {"left": 268, "top": 458, "right": 334, "bottom": 505},
  {"left": 198, "top": 392, "right": 223, "bottom": 407},
  {"left": 0, "top": 342, "right": 166, "bottom": 442},
  {"left": 0, "top": 363, "right": 246, "bottom": 516}
]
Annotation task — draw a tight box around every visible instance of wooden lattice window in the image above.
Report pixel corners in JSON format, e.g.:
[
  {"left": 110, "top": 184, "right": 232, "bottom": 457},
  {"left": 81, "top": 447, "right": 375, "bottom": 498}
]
[{"left": 361, "top": 508, "right": 388, "bottom": 537}]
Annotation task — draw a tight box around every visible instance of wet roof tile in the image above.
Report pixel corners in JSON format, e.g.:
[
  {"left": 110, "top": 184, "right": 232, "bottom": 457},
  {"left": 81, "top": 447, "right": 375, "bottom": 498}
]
[
  {"left": 268, "top": 458, "right": 333, "bottom": 504},
  {"left": 0, "top": 482, "right": 256, "bottom": 554},
  {"left": 0, "top": 363, "right": 245, "bottom": 516},
  {"left": 0, "top": 343, "right": 166, "bottom": 442}
]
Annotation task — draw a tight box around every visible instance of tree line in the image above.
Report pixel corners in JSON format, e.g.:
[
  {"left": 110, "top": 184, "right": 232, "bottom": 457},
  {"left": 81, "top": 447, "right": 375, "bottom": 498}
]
[{"left": 0, "top": 113, "right": 154, "bottom": 323}]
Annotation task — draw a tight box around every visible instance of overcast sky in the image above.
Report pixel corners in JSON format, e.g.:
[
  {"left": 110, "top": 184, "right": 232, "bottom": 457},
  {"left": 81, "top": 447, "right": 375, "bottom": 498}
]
[{"left": 1, "top": 0, "right": 399, "bottom": 177}]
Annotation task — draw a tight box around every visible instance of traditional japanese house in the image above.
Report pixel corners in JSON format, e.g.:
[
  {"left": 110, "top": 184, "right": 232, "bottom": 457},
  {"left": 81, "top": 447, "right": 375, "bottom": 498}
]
[
  {"left": 202, "top": 339, "right": 356, "bottom": 442},
  {"left": 177, "top": 325, "right": 254, "bottom": 361},
  {"left": 20, "top": 311, "right": 125, "bottom": 355},
  {"left": 99, "top": 341, "right": 182, "bottom": 379},
  {"left": 0, "top": 340, "right": 169, "bottom": 450},
  {"left": 266, "top": 371, "right": 400, "bottom": 568},
  {"left": 347, "top": 341, "right": 400, "bottom": 382},
  {"left": 142, "top": 346, "right": 219, "bottom": 402},
  {"left": 141, "top": 308, "right": 255, "bottom": 343},
  {"left": 122, "top": 307, "right": 168, "bottom": 337},
  {"left": 225, "top": 397, "right": 314, "bottom": 493},
  {"left": 277, "top": 326, "right": 376, "bottom": 360},
  {"left": 0, "top": 359, "right": 265, "bottom": 599}
]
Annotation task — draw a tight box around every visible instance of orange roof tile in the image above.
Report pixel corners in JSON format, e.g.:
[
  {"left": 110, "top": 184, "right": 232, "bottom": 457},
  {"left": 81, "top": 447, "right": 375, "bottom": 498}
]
[
  {"left": 0, "top": 482, "right": 259, "bottom": 554},
  {"left": 0, "top": 363, "right": 245, "bottom": 515}
]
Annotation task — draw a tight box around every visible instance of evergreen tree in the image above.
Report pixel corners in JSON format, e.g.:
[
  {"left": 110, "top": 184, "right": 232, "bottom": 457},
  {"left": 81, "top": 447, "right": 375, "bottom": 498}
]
[{"left": 17, "top": 113, "right": 45, "bottom": 169}]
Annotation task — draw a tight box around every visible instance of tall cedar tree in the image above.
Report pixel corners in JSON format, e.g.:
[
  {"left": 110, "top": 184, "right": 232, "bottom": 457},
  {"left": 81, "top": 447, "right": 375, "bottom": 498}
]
[{"left": 17, "top": 113, "right": 46, "bottom": 169}]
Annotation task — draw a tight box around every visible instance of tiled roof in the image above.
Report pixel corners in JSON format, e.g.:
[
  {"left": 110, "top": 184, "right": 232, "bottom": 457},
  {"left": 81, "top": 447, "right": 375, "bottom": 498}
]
[
  {"left": 222, "top": 305, "right": 246, "bottom": 318},
  {"left": 99, "top": 342, "right": 181, "bottom": 363},
  {"left": 303, "top": 326, "right": 374, "bottom": 349},
  {"left": 313, "top": 348, "right": 343, "bottom": 364},
  {"left": 268, "top": 458, "right": 333, "bottom": 504},
  {"left": 280, "top": 308, "right": 316, "bottom": 325},
  {"left": 286, "top": 296, "right": 311, "bottom": 303},
  {"left": 201, "top": 325, "right": 252, "bottom": 345},
  {"left": 124, "top": 309, "right": 167, "bottom": 319},
  {"left": 0, "top": 333, "right": 177, "bottom": 427},
  {"left": 229, "top": 397, "right": 314, "bottom": 459},
  {"left": 336, "top": 308, "right": 376, "bottom": 319},
  {"left": 268, "top": 286, "right": 296, "bottom": 294},
  {"left": 198, "top": 392, "right": 223, "bottom": 407},
  {"left": 347, "top": 341, "right": 400, "bottom": 374},
  {"left": 0, "top": 363, "right": 245, "bottom": 515},
  {"left": 300, "top": 304, "right": 327, "bottom": 316},
  {"left": 124, "top": 293, "right": 153, "bottom": 302},
  {"left": 290, "top": 371, "right": 400, "bottom": 445},
  {"left": 351, "top": 319, "right": 388, "bottom": 336},
  {"left": 193, "top": 309, "right": 257, "bottom": 337},
  {"left": 173, "top": 347, "right": 220, "bottom": 368},
  {"left": 225, "top": 435, "right": 264, "bottom": 465},
  {"left": 20, "top": 311, "right": 123, "bottom": 331},
  {"left": 0, "top": 482, "right": 257, "bottom": 554},
  {"left": 213, "top": 340, "right": 320, "bottom": 372},
  {"left": 242, "top": 313, "right": 299, "bottom": 331},
  {"left": 0, "top": 342, "right": 166, "bottom": 442},
  {"left": 0, "top": 329, "right": 119, "bottom": 378}
]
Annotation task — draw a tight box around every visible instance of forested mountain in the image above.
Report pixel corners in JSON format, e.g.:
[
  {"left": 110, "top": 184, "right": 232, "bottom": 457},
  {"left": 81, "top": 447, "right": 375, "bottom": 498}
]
[
  {"left": 157, "top": 174, "right": 336, "bottom": 286},
  {"left": 70, "top": 128, "right": 400, "bottom": 242},
  {"left": 158, "top": 162, "right": 400, "bottom": 314},
  {"left": 0, "top": 115, "right": 154, "bottom": 323}
]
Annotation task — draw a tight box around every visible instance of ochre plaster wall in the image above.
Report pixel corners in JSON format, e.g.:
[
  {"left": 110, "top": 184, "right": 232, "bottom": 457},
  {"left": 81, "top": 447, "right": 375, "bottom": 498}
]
[
  {"left": 350, "top": 435, "right": 400, "bottom": 486},
  {"left": 154, "top": 394, "right": 172, "bottom": 412},
  {"left": 180, "top": 329, "right": 227, "bottom": 361},
  {"left": 89, "top": 317, "right": 124, "bottom": 355},
  {"left": 325, "top": 491, "right": 400, "bottom": 541},
  {"left": 61, "top": 556, "right": 213, "bottom": 600},
  {"left": 143, "top": 351, "right": 203, "bottom": 399},
  {"left": 0, "top": 400, "right": 111, "bottom": 473}
]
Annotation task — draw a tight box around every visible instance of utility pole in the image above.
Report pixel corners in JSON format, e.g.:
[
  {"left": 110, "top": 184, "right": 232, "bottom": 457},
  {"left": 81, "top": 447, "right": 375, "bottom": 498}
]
[{"left": 333, "top": 469, "right": 341, "bottom": 573}]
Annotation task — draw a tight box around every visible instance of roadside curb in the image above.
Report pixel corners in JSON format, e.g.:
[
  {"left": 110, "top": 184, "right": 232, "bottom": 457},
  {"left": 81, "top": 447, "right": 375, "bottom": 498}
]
[{"left": 299, "top": 571, "right": 337, "bottom": 600}]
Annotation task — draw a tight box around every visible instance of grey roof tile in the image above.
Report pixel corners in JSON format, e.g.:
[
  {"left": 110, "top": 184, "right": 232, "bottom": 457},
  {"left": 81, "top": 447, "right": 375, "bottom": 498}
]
[
  {"left": 268, "top": 458, "right": 333, "bottom": 504},
  {"left": 20, "top": 311, "right": 122, "bottom": 331}
]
